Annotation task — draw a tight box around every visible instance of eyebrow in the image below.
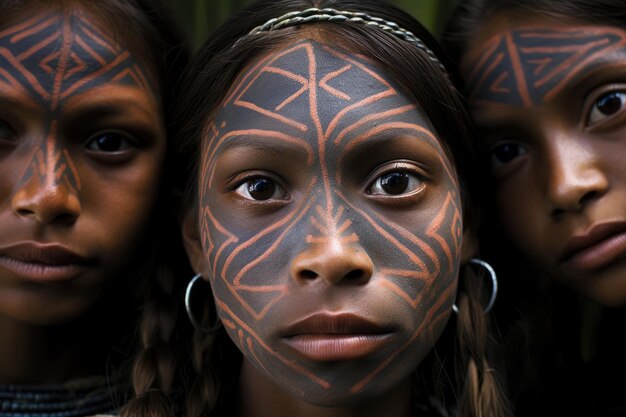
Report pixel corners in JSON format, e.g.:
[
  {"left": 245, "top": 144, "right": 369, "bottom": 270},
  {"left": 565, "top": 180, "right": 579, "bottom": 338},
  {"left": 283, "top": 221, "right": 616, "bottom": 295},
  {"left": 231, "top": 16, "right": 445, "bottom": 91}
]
[
  {"left": 339, "top": 121, "right": 439, "bottom": 155},
  {"left": 555, "top": 54, "right": 626, "bottom": 97},
  {"left": 212, "top": 129, "right": 315, "bottom": 166},
  {"left": 0, "top": 90, "right": 42, "bottom": 113},
  {"left": 64, "top": 99, "right": 157, "bottom": 121}
]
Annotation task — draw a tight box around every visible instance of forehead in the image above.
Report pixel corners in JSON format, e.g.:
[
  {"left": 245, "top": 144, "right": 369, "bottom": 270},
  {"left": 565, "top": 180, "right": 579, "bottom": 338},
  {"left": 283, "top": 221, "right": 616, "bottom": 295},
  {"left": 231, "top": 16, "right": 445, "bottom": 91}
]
[
  {"left": 0, "top": 6, "right": 153, "bottom": 109},
  {"left": 462, "top": 14, "right": 626, "bottom": 108},
  {"left": 213, "top": 39, "right": 427, "bottom": 138}
]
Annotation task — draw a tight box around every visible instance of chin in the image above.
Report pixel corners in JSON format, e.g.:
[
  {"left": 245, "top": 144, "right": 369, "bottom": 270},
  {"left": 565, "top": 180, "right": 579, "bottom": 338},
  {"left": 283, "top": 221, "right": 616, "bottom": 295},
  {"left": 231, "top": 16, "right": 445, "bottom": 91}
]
[
  {"left": 0, "top": 294, "right": 97, "bottom": 326},
  {"left": 585, "top": 286, "right": 626, "bottom": 308},
  {"left": 292, "top": 385, "right": 386, "bottom": 409},
  {"left": 566, "top": 269, "right": 626, "bottom": 308}
]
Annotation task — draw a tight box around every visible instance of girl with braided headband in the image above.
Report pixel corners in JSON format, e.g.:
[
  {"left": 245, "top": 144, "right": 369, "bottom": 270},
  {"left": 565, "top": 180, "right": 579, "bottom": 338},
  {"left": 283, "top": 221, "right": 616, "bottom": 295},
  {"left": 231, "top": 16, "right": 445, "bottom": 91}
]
[{"left": 175, "top": 1, "right": 511, "bottom": 416}]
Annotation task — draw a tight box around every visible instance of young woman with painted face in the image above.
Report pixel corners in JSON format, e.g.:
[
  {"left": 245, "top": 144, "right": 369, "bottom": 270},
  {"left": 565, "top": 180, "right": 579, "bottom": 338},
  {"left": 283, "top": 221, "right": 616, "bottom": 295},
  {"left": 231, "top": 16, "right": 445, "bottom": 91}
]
[
  {"left": 0, "top": 1, "right": 188, "bottom": 415},
  {"left": 443, "top": 0, "right": 626, "bottom": 415},
  {"left": 174, "top": 1, "right": 511, "bottom": 416}
]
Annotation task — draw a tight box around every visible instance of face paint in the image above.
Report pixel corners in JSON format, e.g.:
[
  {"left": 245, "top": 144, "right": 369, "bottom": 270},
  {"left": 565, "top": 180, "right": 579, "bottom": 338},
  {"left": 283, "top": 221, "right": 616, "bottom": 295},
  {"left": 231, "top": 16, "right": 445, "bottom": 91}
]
[
  {"left": 461, "top": 18, "right": 626, "bottom": 306},
  {"left": 199, "top": 40, "right": 463, "bottom": 405},
  {"left": 0, "top": 10, "right": 153, "bottom": 195},
  {"left": 0, "top": 8, "right": 165, "bottom": 324},
  {"left": 465, "top": 25, "right": 626, "bottom": 107}
]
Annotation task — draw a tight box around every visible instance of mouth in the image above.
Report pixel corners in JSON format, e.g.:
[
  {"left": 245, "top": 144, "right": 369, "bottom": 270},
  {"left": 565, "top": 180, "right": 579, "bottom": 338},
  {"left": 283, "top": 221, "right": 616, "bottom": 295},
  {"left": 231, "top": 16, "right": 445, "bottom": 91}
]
[
  {"left": 0, "top": 241, "right": 93, "bottom": 282},
  {"left": 280, "top": 313, "right": 393, "bottom": 362},
  {"left": 560, "top": 221, "right": 626, "bottom": 271}
]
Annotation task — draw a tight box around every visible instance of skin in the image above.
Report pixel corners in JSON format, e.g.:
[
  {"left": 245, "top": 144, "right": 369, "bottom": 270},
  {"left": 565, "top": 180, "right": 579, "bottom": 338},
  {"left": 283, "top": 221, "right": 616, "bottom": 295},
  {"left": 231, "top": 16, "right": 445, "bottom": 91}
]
[
  {"left": 0, "top": 6, "right": 165, "bottom": 383},
  {"left": 184, "top": 40, "right": 469, "bottom": 416},
  {"left": 461, "top": 14, "right": 626, "bottom": 306}
]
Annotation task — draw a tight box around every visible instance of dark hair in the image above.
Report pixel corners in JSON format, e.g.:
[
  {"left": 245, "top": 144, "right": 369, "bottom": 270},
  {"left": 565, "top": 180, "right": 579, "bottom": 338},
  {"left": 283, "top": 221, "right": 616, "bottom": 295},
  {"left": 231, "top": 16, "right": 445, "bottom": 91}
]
[
  {"left": 78, "top": 1, "right": 194, "bottom": 416},
  {"left": 173, "top": 1, "right": 512, "bottom": 416},
  {"left": 442, "top": 1, "right": 626, "bottom": 415}
]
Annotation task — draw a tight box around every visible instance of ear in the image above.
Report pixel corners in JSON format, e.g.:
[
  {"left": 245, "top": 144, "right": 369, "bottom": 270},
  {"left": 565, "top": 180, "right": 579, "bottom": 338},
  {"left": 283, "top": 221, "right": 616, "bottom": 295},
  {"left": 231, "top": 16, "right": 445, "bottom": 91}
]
[
  {"left": 181, "top": 204, "right": 209, "bottom": 279},
  {"left": 460, "top": 227, "right": 478, "bottom": 264}
]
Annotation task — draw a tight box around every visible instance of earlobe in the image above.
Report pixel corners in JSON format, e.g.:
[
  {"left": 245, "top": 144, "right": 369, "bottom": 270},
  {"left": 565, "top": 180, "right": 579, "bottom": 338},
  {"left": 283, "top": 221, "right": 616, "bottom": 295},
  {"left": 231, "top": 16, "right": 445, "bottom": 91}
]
[
  {"left": 460, "top": 228, "right": 478, "bottom": 264},
  {"left": 181, "top": 205, "right": 209, "bottom": 278}
]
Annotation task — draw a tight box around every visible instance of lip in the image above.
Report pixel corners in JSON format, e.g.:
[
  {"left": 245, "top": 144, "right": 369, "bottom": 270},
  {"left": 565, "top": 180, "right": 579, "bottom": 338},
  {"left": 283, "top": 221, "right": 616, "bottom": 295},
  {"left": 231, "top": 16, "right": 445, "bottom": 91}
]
[
  {"left": 561, "top": 221, "right": 626, "bottom": 271},
  {"left": 0, "top": 241, "right": 92, "bottom": 282},
  {"left": 280, "top": 313, "right": 392, "bottom": 362}
]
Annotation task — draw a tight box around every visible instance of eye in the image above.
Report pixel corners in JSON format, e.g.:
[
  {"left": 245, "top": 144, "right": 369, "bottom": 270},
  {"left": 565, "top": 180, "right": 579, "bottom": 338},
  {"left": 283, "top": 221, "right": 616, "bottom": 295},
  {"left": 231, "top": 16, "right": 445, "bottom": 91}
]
[
  {"left": 368, "top": 171, "right": 423, "bottom": 196},
  {"left": 490, "top": 142, "right": 528, "bottom": 169},
  {"left": 0, "top": 120, "right": 16, "bottom": 145},
  {"left": 234, "top": 177, "right": 288, "bottom": 201},
  {"left": 85, "top": 130, "right": 137, "bottom": 153},
  {"left": 588, "top": 91, "right": 626, "bottom": 125}
]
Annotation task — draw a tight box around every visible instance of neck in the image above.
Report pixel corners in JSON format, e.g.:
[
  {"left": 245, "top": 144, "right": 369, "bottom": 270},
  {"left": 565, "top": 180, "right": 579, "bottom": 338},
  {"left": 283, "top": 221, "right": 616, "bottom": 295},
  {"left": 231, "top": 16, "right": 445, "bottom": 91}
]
[
  {"left": 236, "top": 358, "right": 414, "bottom": 417},
  {"left": 0, "top": 311, "right": 111, "bottom": 385}
]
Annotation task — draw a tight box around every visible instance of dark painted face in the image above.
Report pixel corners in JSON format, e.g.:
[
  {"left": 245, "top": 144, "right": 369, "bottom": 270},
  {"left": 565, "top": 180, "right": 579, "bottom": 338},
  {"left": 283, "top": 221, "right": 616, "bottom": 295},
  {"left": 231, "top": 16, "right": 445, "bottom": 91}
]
[
  {"left": 461, "top": 16, "right": 626, "bottom": 306},
  {"left": 0, "top": 8, "right": 165, "bottom": 324},
  {"left": 192, "top": 40, "right": 463, "bottom": 406}
]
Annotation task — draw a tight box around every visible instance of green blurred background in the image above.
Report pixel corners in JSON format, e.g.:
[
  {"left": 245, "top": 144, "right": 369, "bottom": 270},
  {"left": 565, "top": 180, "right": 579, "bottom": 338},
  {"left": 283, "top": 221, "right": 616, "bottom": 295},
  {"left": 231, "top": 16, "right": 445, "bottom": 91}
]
[{"left": 172, "top": 0, "right": 459, "bottom": 50}]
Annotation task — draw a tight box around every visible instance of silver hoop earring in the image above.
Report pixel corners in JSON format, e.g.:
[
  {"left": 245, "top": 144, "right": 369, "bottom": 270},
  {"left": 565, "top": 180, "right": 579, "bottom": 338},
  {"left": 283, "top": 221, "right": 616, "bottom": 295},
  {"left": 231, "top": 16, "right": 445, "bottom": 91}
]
[
  {"left": 452, "top": 258, "right": 498, "bottom": 315},
  {"left": 185, "top": 274, "right": 222, "bottom": 332}
]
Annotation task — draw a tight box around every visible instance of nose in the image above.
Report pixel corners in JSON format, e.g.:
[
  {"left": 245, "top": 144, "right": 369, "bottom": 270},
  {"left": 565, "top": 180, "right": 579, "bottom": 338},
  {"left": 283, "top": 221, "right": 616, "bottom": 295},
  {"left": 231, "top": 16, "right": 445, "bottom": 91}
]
[
  {"left": 11, "top": 174, "right": 81, "bottom": 225},
  {"left": 291, "top": 236, "right": 374, "bottom": 286},
  {"left": 545, "top": 134, "right": 608, "bottom": 217}
]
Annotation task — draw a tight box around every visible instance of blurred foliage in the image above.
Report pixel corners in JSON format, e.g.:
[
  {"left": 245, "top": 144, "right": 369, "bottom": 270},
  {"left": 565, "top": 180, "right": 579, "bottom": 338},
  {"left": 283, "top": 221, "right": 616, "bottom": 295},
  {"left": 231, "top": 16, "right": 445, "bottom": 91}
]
[{"left": 171, "top": 0, "right": 459, "bottom": 50}]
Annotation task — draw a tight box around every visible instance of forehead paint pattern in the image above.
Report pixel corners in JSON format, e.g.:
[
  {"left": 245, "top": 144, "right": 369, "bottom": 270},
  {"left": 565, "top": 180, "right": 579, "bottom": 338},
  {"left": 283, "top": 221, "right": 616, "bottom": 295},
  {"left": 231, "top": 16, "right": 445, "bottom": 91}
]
[
  {"left": 200, "top": 41, "right": 462, "bottom": 393},
  {"left": 0, "top": 12, "right": 151, "bottom": 194},
  {"left": 465, "top": 27, "right": 626, "bottom": 107}
]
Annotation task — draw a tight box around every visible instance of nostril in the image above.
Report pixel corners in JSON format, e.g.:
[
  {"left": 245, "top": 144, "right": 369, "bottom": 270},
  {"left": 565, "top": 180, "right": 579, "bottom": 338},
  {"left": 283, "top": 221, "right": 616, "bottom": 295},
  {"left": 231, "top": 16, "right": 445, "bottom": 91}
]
[
  {"left": 344, "top": 269, "right": 365, "bottom": 281},
  {"left": 54, "top": 212, "right": 79, "bottom": 225},
  {"left": 579, "top": 190, "right": 598, "bottom": 206},
  {"left": 16, "top": 208, "right": 34, "bottom": 216},
  {"left": 551, "top": 207, "right": 566, "bottom": 218},
  {"left": 299, "top": 270, "right": 318, "bottom": 280}
]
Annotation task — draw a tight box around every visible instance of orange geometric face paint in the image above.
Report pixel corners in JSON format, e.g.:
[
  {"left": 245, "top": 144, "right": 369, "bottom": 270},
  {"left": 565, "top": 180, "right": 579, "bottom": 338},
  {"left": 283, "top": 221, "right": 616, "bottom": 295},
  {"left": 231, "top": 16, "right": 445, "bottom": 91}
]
[
  {"left": 200, "top": 40, "right": 462, "bottom": 405},
  {"left": 464, "top": 26, "right": 626, "bottom": 108},
  {"left": 0, "top": 11, "right": 151, "bottom": 193}
]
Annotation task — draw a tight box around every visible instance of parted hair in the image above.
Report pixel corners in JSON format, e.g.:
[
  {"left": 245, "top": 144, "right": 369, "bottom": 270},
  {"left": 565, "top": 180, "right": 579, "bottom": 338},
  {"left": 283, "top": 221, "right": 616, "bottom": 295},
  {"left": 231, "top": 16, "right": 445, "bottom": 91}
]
[{"left": 170, "top": 1, "right": 512, "bottom": 417}]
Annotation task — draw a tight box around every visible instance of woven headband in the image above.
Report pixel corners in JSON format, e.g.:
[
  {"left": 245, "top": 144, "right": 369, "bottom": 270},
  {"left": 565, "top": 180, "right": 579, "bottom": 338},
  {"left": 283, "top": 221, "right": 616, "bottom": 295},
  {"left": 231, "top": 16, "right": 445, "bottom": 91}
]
[{"left": 248, "top": 7, "right": 448, "bottom": 74}]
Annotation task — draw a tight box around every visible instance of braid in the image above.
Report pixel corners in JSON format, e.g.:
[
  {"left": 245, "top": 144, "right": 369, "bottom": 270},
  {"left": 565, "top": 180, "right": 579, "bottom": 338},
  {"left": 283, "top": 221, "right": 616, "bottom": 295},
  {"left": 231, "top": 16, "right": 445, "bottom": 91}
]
[
  {"left": 121, "top": 266, "right": 180, "bottom": 417},
  {"left": 455, "top": 264, "right": 512, "bottom": 417},
  {"left": 186, "top": 308, "right": 223, "bottom": 417}
]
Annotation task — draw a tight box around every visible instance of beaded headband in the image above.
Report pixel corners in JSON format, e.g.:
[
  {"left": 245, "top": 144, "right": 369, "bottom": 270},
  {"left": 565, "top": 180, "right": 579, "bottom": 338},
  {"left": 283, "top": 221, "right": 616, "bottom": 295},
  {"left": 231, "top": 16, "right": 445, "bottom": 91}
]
[{"left": 248, "top": 7, "right": 448, "bottom": 74}]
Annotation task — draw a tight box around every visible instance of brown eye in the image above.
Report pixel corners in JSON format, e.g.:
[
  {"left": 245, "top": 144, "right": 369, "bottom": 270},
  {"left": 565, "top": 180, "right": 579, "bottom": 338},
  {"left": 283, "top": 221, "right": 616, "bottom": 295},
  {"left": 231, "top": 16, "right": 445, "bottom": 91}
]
[
  {"left": 234, "top": 177, "right": 287, "bottom": 201},
  {"left": 369, "top": 171, "right": 422, "bottom": 196},
  {"left": 588, "top": 91, "right": 626, "bottom": 125},
  {"left": 490, "top": 142, "right": 528, "bottom": 169},
  {"left": 0, "top": 120, "right": 16, "bottom": 144},
  {"left": 86, "top": 130, "right": 137, "bottom": 153}
]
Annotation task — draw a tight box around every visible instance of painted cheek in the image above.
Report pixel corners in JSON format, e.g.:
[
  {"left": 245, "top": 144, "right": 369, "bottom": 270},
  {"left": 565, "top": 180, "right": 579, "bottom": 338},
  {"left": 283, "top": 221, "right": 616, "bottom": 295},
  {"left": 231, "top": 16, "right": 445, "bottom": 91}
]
[{"left": 199, "top": 40, "right": 464, "bottom": 401}]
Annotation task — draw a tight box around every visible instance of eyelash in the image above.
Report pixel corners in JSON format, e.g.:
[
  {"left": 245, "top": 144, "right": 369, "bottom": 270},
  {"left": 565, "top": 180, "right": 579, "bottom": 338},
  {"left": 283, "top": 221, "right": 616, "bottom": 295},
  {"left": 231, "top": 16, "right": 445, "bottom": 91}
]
[
  {"left": 586, "top": 89, "right": 626, "bottom": 127},
  {"left": 85, "top": 130, "right": 139, "bottom": 152},
  {"left": 365, "top": 162, "right": 427, "bottom": 200},
  {"left": 0, "top": 118, "right": 17, "bottom": 141},
  {"left": 231, "top": 174, "right": 290, "bottom": 202},
  {"left": 488, "top": 141, "right": 529, "bottom": 172}
]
